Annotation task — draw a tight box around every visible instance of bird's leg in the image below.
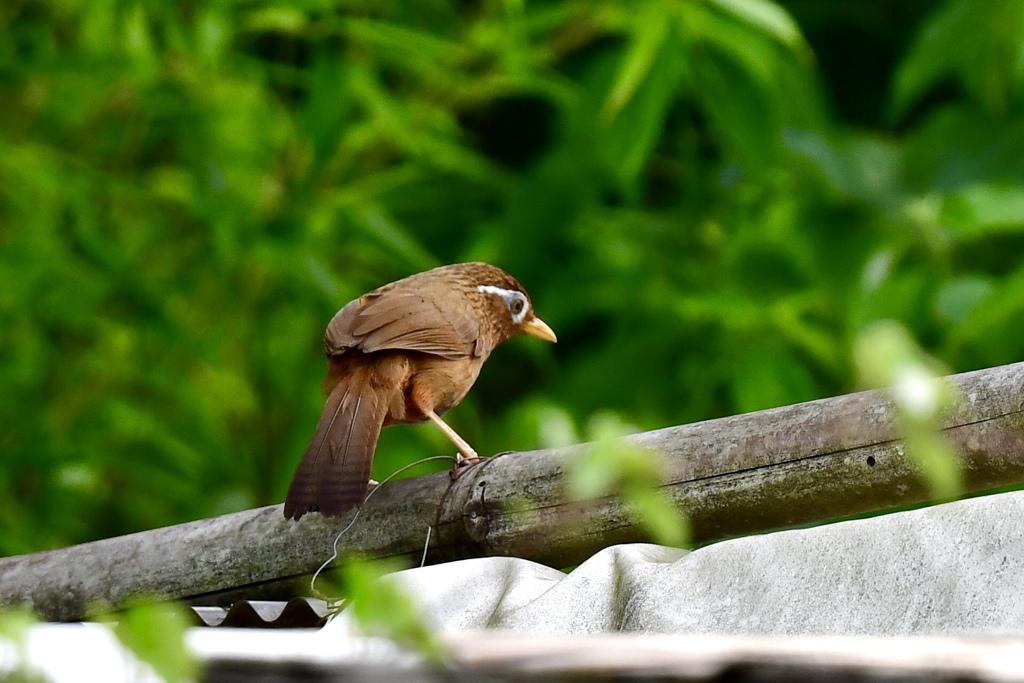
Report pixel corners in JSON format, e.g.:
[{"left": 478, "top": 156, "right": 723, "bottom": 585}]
[
  {"left": 425, "top": 409, "right": 479, "bottom": 462},
  {"left": 424, "top": 409, "right": 481, "bottom": 478}
]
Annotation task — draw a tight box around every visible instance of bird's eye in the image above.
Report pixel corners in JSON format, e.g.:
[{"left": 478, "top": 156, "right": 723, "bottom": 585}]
[{"left": 510, "top": 298, "right": 525, "bottom": 315}]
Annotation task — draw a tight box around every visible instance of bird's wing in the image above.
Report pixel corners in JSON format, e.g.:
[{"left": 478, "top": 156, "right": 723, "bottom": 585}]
[{"left": 325, "top": 287, "right": 480, "bottom": 359}]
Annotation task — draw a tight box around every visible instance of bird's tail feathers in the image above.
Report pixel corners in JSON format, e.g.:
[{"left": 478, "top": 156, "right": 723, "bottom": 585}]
[{"left": 284, "top": 368, "right": 388, "bottom": 520}]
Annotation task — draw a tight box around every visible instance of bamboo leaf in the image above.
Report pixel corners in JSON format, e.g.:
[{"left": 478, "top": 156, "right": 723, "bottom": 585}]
[
  {"left": 707, "top": 0, "right": 806, "bottom": 51},
  {"left": 601, "top": 3, "right": 671, "bottom": 120}
]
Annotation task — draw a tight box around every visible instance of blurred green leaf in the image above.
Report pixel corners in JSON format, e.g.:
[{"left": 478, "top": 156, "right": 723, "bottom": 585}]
[
  {"left": 113, "top": 601, "right": 198, "bottom": 683},
  {"left": 342, "top": 559, "right": 447, "bottom": 662},
  {"left": 707, "top": 0, "right": 807, "bottom": 52},
  {"left": 535, "top": 404, "right": 580, "bottom": 450},
  {"left": 0, "top": 608, "right": 46, "bottom": 683},
  {"left": 694, "top": 47, "right": 779, "bottom": 169},
  {"left": 934, "top": 276, "right": 993, "bottom": 325},
  {"left": 891, "top": 0, "right": 1024, "bottom": 120},
  {"left": 903, "top": 430, "right": 961, "bottom": 500},
  {"left": 942, "top": 184, "right": 1024, "bottom": 236},
  {"left": 601, "top": 20, "right": 686, "bottom": 191},
  {"left": 568, "top": 413, "right": 688, "bottom": 547},
  {"left": 0, "top": 608, "right": 38, "bottom": 646},
  {"left": 123, "top": 3, "right": 155, "bottom": 62},
  {"left": 855, "top": 321, "right": 961, "bottom": 498},
  {"left": 730, "top": 344, "right": 818, "bottom": 413},
  {"left": 854, "top": 321, "right": 945, "bottom": 394},
  {"left": 243, "top": 7, "right": 307, "bottom": 34},
  {"left": 601, "top": 2, "right": 671, "bottom": 121},
  {"left": 788, "top": 130, "right": 904, "bottom": 205},
  {"left": 945, "top": 266, "right": 1024, "bottom": 364}
]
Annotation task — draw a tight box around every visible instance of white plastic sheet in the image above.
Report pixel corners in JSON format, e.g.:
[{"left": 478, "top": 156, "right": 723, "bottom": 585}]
[{"left": 328, "top": 491, "right": 1024, "bottom": 636}]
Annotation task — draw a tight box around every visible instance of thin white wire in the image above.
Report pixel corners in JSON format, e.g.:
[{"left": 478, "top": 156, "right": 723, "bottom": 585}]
[
  {"left": 310, "top": 454, "right": 456, "bottom": 597},
  {"left": 420, "top": 525, "right": 433, "bottom": 568}
]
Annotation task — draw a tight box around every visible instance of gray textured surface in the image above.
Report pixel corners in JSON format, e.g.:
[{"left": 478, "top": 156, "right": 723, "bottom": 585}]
[{"left": 337, "top": 491, "right": 1024, "bottom": 636}]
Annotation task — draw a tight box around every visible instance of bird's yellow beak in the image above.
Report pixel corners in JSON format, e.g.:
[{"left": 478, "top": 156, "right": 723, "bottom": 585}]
[{"left": 522, "top": 316, "right": 557, "bottom": 343}]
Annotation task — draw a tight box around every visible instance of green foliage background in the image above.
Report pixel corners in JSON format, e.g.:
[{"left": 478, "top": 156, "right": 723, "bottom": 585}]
[{"left": 3, "top": 0, "right": 1024, "bottom": 555}]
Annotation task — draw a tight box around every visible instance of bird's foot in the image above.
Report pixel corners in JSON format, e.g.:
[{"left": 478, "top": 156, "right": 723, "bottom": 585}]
[{"left": 449, "top": 452, "right": 482, "bottom": 481}]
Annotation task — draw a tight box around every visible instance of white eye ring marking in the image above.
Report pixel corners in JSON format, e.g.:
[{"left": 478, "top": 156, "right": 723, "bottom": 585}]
[{"left": 478, "top": 284, "right": 530, "bottom": 324}]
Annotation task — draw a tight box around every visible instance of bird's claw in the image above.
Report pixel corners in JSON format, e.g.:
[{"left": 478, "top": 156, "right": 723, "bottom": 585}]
[{"left": 449, "top": 453, "right": 482, "bottom": 481}]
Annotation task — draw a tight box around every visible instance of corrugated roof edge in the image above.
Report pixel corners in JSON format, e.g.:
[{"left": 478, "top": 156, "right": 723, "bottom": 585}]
[{"left": 191, "top": 598, "right": 330, "bottom": 629}]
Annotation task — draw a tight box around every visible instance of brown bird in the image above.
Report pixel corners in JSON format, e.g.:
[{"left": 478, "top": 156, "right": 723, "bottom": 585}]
[{"left": 283, "top": 262, "right": 556, "bottom": 520}]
